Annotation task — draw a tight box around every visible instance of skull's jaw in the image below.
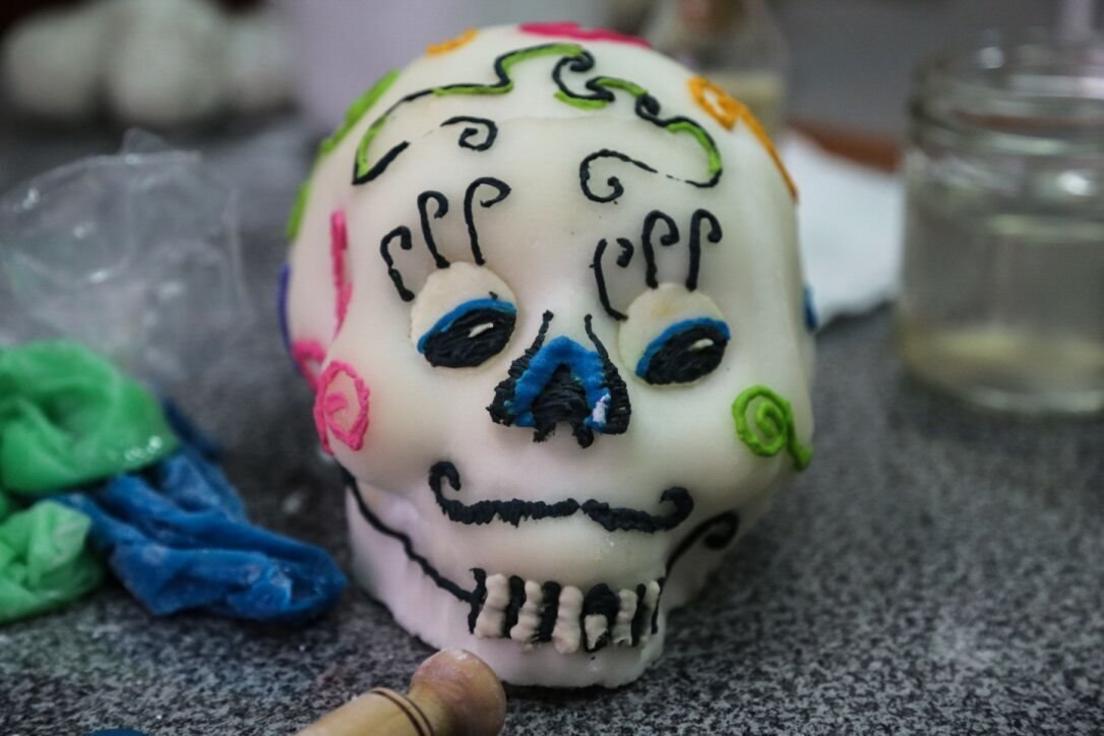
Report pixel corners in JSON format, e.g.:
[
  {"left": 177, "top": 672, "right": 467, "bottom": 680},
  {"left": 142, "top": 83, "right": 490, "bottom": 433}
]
[
  {"left": 345, "top": 489, "right": 667, "bottom": 688},
  {"left": 343, "top": 473, "right": 749, "bottom": 688}
]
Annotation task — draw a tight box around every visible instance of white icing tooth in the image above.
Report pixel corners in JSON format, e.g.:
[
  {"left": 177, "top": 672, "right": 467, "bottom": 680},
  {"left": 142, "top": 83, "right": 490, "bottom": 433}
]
[
  {"left": 583, "top": 613, "right": 609, "bottom": 652},
  {"left": 552, "top": 585, "right": 583, "bottom": 654},
  {"left": 637, "top": 580, "right": 662, "bottom": 646},
  {"left": 509, "top": 580, "right": 543, "bottom": 646},
  {"left": 612, "top": 588, "right": 638, "bottom": 647},
  {"left": 473, "top": 573, "right": 510, "bottom": 639}
]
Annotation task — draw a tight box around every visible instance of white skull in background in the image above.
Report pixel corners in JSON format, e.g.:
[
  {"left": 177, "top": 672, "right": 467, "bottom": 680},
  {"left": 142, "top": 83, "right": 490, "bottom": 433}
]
[{"left": 283, "top": 24, "right": 814, "bottom": 688}]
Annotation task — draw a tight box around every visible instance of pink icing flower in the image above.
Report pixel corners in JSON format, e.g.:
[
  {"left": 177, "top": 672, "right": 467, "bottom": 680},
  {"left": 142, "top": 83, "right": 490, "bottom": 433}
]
[
  {"left": 330, "top": 209, "right": 352, "bottom": 333},
  {"left": 518, "top": 21, "right": 650, "bottom": 48},
  {"left": 291, "top": 339, "right": 326, "bottom": 391},
  {"left": 313, "top": 360, "right": 371, "bottom": 454}
]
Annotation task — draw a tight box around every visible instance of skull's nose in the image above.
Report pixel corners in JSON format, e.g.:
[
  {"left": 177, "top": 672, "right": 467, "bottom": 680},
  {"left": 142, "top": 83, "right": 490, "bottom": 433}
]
[
  {"left": 488, "top": 331, "right": 629, "bottom": 448},
  {"left": 531, "top": 361, "right": 593, "bottom": 445}
]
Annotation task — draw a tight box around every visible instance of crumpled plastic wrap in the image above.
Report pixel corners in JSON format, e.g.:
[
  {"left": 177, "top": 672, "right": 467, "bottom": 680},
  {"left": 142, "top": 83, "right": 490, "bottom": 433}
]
[
  {"left": 58, "top": 447, "right": 346, "bottom": 625},
  {"left": 0, "top": 496, "right": 104, "bottom": 624},
  {"left": 0, "top": 341, "right": 178, "bottom": 496},
  {"left": 0, "top": 130, "right": 249, "bottom": 386}
]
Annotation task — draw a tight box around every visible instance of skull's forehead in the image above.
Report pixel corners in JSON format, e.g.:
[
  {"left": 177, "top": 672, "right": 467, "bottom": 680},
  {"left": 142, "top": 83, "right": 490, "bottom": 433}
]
[
  {"left": 288, "top": 24, "right": 801, "bottom": 347},
  {"left": 341, "top": 114, "right": 797, "bottom": 339}
]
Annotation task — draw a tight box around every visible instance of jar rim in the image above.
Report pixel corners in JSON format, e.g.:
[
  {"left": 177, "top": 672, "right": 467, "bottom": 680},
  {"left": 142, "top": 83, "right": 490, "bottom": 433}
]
[{"left": 911, "top": 31, "right": 1104, "bottom": 148}]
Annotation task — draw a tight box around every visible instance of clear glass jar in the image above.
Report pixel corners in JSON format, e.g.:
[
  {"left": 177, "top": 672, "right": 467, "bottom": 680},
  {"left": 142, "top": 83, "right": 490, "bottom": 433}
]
[{"left": 898, "top": 34, "right": 1104, "bottom": 414}]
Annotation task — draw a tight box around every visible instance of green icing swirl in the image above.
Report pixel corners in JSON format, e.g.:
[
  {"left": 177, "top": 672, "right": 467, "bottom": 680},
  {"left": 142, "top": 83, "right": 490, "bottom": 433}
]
[
  {"left": 551, "top": 56, "right": 722, "bottom": 180},
  {"left": 731, "top": 385, "right": 812, "bottom": 471},
  {"left": 557, "top": 86, "right": 721, "bottom": 176}
]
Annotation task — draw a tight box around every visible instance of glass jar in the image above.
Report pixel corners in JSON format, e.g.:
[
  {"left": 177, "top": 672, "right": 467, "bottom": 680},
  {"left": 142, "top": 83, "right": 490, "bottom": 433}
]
[{"left": 898, "top": 34, "right": 1104, "bottom": 414}]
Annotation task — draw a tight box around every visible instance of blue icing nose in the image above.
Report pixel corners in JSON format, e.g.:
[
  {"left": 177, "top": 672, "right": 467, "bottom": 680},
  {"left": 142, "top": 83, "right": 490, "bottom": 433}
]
[
  {"left": 509, "top": 336, "right": 612, "bottom": 432},
  {"left": 489, "top": 312, "right": 631, "bottom": 447}
]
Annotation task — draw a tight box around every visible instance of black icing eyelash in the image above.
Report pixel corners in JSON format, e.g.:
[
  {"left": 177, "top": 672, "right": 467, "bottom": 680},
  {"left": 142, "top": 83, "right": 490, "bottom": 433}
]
[
  {"left": 641, "top": 210, "right": 680, "bottom": 289},
  {"left": 379, "top": 177, "right": 513, "bottom": 301},
  {"left": 380, "top": 224, "right": 416, "bottom": 301},
  {"left": 592, "top": 237, "right": 634, "bottom": 321},
  {"left": 418, "top": 190, "right": 450, "bottom": 269},
  {"left": 685, "top": 209, "right": 722, "bottom": 291},
  {"left": 592, "top": 208, "right": 723, "bottom": 320},
  {"left": 464, "top": 177, "right": 511, "bottom": 266}
]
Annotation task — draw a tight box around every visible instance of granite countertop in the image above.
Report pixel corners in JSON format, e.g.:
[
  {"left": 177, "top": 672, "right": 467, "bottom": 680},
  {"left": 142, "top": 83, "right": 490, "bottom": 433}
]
[{"left": 2, "top": 118, "right": 1102, "bottom": 736}]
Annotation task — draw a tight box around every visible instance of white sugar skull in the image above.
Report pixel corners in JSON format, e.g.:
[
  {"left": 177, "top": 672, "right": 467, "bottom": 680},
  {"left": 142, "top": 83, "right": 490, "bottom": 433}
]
[{"left": 283, "top": 23, "right": 814, "bottom": 687}]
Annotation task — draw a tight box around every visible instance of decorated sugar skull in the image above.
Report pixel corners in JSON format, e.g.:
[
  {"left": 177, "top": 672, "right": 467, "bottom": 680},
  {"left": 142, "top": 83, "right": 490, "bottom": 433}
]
[{"left": 282, "top": 23, "right": 814, "bottom": 687}]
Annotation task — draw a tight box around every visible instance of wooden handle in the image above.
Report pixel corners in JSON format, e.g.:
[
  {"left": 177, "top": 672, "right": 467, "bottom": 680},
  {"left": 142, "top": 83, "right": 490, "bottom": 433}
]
[{"left": 297, "top": 649, "right": 506, "bottom": 736}]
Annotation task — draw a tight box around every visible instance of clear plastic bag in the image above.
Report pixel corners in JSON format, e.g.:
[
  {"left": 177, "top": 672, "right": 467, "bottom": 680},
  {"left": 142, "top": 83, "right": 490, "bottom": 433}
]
[{"left": 0, "top": 130, "right": 250, "bottom": 387}]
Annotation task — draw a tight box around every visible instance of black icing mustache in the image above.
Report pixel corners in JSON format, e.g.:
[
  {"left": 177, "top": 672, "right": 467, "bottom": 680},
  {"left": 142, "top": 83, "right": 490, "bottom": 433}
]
[{"left": 428, "top": 460, "right": 694, "bottom": 533}]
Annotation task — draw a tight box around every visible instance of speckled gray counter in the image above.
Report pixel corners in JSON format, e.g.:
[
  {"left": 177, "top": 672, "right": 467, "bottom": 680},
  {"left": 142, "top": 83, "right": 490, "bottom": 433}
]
[{"left": 2, "top": 118, "right": 1102, "bottom": 736}]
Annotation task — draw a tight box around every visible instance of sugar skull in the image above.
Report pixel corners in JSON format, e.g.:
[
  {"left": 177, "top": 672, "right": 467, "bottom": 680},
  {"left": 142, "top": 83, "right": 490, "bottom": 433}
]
[{"left": 282, "top": 23, "right": 814, "bottom": 687}]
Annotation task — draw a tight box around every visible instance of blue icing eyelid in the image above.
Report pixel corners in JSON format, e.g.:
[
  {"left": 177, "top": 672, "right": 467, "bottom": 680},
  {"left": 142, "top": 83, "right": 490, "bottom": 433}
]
[
  {"left": 277, "top": 263, "right": 291, "bottom": 354},
  {"left": 416, "top": 297, "right": 516, "bottom": 354},
  {"left": 803, "top": 285, "right": 818, "bottom": 332},
  {"left": 635, "top": 317, "right": 731, "bottom": 378}
]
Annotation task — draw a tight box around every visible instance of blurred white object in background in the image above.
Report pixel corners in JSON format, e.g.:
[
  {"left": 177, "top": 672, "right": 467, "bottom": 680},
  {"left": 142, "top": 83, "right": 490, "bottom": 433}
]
[
  {"left": 105, "top": 0, "right": 229, "bottom": 127},
  {"left": 1056, "top": 0, "right": 1099, "bottom": 40},
  {"left": 781, "top": 134, "right": 903, "bottom": 327},
  {"left": 283, "top": 0, "right": 607, "bottom": 133},
  {"left": 226, "top": 6, "right": 294, "bottom": 116},
  {"left": 1, "top": 4, "right": 108, "bottom": 119},
  {"left": 0, "top": 130, "right": 250, "bottom": 386},
  {"left": 1, "top": 0, "right": 292, "bottom": 128}
]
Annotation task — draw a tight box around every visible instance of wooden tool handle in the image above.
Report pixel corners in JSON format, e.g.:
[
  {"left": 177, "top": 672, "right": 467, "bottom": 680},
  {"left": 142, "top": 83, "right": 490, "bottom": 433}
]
[{"left": 297, "top": 649, "right": 506, "bottom": 736}]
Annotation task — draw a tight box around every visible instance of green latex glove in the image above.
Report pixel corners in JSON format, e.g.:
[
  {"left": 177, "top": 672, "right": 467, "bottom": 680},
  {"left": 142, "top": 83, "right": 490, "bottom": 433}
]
[
  {"left": 0, "top": 341, "right": 178, "bottom": 496},
  {"left": 0, "top": 493, "right": 104, "bottom": 623}
]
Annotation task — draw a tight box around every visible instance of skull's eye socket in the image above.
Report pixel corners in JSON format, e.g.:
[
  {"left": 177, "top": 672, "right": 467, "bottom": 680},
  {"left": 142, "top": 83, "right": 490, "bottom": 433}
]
[
  {"left": 635, "top": 317, "right": 730, "bottom": 385},
  {"left": 417, "top": 297, "right": 517, "bottom": 368}
]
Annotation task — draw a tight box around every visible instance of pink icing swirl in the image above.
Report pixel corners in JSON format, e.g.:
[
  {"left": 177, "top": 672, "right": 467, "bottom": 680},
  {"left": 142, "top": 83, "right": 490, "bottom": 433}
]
[
  {"left": 330, "top": 209, "right": 352, "bottom": 332},
  {"left": 313, "top": 360, "right": 371, "bottom": 453},
  {"left": 518, "top": 21, "right": 650, "bottom": 48}
]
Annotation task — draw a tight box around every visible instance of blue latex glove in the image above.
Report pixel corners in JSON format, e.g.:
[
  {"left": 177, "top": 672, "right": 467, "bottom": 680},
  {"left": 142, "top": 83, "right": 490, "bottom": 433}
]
[{"left": 57, "top": 448, "right": 345, "bottom": 625}]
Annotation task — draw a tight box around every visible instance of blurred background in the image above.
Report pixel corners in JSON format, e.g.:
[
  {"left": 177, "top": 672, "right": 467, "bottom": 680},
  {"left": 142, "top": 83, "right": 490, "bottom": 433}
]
[
  {"left": 2, "top": 5, "right": 1102, "bottom": 732},
  {"left": 0, "top": 0, "right": 1081, "bottom": 141}
]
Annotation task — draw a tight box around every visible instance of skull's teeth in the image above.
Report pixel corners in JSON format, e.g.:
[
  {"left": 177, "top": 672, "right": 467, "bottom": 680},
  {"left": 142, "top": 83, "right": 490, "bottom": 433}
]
[
  {"left": 509, "top": 580, "right": 544, "bottom": 645},
  {"left": 611, "top": 588, "right": 639, "bottom": 646},
  {"left": 471, "top": 574, "right": 665, "bottom": 653},
  {"left": 473, "top": 573, "right": 512, "bottom": 639},
  {"left": 552, "top": 586, "right": 584, "bottom": 654}
]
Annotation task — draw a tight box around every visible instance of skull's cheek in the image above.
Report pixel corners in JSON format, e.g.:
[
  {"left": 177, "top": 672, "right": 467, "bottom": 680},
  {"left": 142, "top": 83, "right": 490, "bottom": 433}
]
[{"left": 313, "top": 359, "right": 372, "bottom": 457}]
